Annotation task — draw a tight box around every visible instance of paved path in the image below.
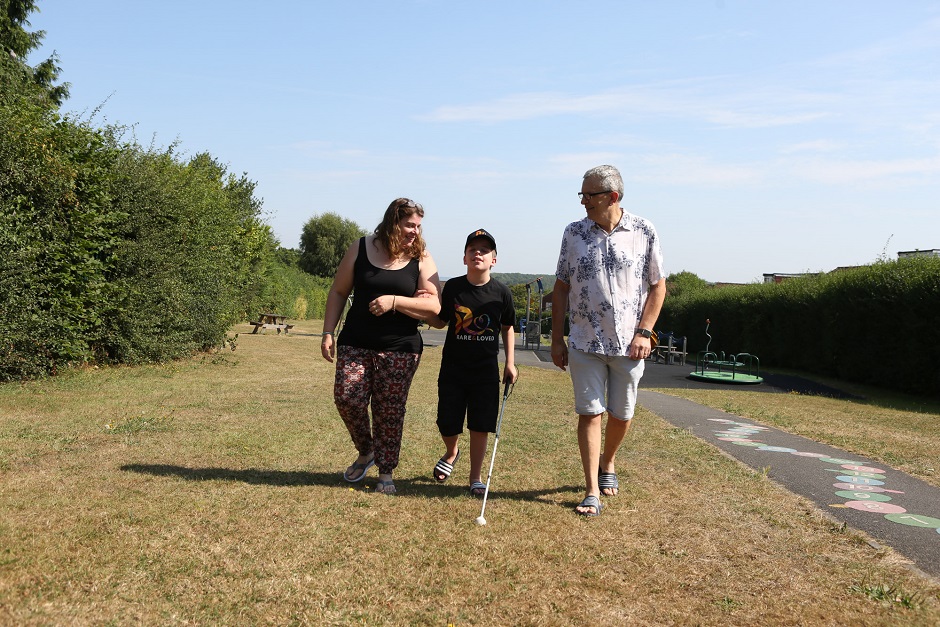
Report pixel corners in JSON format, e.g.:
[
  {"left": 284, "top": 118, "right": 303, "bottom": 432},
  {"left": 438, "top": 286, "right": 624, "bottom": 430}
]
[
  {"left": 421, "top": 331, "right": 940, "bottom": 580},
  {"left": 640, "top": 391, "right": 940, "bottom": 580}
]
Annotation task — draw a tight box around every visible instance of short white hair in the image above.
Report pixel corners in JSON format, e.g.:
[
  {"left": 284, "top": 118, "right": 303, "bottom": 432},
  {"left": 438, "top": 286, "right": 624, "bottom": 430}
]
[{"left": 583, "top": 165, "right": 623, "bottom": 199}]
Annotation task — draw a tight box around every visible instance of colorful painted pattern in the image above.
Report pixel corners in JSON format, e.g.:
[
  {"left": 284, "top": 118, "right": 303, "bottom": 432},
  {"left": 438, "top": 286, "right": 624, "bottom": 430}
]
[{"left": 709, "top": 418, "right": 940, "bottom": 535}]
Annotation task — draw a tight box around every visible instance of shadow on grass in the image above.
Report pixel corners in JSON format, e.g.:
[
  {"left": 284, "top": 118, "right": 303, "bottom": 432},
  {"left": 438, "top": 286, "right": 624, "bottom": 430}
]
[
  {"left": 121, "top": 463, "right": 582, "bottom": 506},
  {"left": 121, "top": 463, "right": 335, "bottom": 486}
]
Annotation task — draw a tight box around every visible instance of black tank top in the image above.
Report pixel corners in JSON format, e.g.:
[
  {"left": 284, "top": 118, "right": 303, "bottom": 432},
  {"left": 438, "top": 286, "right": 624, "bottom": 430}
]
[{"left": 337, "top": 237, "right": 423, "bottom": 353}]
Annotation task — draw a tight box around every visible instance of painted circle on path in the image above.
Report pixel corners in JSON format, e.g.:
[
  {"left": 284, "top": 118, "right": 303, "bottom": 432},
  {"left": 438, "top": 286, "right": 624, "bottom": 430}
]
[
  {"left": 835, "top": 476, "right": 885, "bottom": 486},
  {"left": 731, "top": 441, "right": 764, "bottom": 447},
  {"left": 832, "top": 483, "right": 901, "bottom": 493},
  {"left": 820, "top": 457, "right": 861, "bottom": 465},
  {"left": 842, "top": 464, "right": 885, "bottom": 474},
  {"left": 883, "top": 514, "right": 940, "bottom": 529},
  {"left": 827, "top": 470, "right": 887, "bottom": 480},
  {"left": 844, "top": 501, "right": 906, "bottom": 514},
  {"left": 757, "top": 446, "right": 798, "bottom": 453},
  {"left": 835, "top": 491, "right": 893, "bottom": 502},
  {"left": 791, "top": 452, "right": 829, "bottom": 458}
]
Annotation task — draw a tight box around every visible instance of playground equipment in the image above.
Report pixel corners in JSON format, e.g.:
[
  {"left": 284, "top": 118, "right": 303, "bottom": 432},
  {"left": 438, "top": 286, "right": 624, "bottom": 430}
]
[
  {"left": 689, "top": 319, "right": 763, "bottom": 385},
  {"left": 523, "top": 277, "right": 544, "bottom": 350}
]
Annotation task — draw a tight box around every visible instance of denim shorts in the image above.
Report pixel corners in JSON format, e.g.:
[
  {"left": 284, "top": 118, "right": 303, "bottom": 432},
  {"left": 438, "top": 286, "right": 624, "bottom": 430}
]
[{"left": 568, "top": 349, "right": 645, "bottom": 420}]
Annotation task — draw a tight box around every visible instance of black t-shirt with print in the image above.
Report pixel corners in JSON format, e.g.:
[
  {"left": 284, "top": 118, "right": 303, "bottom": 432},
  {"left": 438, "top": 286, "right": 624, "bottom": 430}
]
[{"left": 439, "top": 276, "right": 515, "bottom": 381}]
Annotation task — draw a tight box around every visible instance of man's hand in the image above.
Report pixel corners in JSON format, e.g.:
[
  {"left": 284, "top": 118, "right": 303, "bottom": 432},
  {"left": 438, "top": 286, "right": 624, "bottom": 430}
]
[
  {"left": 551, "top": 338, "right": 568, "bottom": 371},
  {"left": 629, "top": 335, "right": 652, "bottom": 361}
]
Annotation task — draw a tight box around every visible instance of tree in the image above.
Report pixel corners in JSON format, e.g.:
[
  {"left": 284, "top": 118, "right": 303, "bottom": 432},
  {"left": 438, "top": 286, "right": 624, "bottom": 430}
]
[
  {"left": 666, "top": 270, "right": 709, "bottom": 299},
  {"left": 1, "top": 0, "right": 69, "bottom": 106},
  {"left": 299, "top": 212, "right": 366, "bottom": 277}
]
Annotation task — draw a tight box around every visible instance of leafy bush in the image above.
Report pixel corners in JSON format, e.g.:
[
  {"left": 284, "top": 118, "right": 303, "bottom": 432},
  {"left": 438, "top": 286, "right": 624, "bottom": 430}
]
[
  {"left": 95, "top": 145, "right": 270, "bottom": 363},
  {"left": 256, "top": 257, "right": 331, "bottom": 321},
  {"left": 0, "top": 96, "right": 272, "bottom": 377},
  {"left": 0, "top": 96, "right": 118, "bottom": 379}
]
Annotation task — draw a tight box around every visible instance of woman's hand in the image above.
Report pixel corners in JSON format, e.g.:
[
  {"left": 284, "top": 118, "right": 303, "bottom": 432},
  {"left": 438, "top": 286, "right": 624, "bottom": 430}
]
[
  {"left": 321, "top": 333, "right": 335, "bottom": 362},
  {"left": 368, "top": 295, "right": 394, "bottom": 316}
]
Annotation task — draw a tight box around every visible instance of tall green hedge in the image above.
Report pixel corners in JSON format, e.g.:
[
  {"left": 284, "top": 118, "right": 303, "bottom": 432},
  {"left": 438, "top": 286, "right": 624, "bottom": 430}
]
[
  {"left": 1, "top": 93, "right": 118, "bottom": 378},
  {"left": 1, "top": 81, "right": 271, "bottom": 378},
  {"left": 95, "top": 146, "right": 271, "bottom": 363},
  {"left": 658, "top": 258, "right": 940, "bottom": 396}
]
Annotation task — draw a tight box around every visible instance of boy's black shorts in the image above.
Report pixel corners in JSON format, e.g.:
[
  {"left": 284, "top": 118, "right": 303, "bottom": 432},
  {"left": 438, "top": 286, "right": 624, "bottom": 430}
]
[{"left": 437, "top": 377, "right": 499, "bottom": 436}]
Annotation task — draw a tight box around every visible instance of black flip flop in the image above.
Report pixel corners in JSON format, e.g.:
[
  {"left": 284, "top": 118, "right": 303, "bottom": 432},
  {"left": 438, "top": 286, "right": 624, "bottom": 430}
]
[{"left": 433, "top": 450, "right": 460, "bottom": 482}]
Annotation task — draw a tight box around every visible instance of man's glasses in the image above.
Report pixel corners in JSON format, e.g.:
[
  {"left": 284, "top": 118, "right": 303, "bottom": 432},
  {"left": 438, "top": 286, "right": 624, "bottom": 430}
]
[{"left": 578, "top": 191, "right": 610, "bottom": 200}]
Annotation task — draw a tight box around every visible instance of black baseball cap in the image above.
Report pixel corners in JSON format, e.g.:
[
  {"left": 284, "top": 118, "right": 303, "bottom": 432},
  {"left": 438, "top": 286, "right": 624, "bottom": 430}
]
[{"left": 465, "top": 228, "right": 497, "bottom": 252}]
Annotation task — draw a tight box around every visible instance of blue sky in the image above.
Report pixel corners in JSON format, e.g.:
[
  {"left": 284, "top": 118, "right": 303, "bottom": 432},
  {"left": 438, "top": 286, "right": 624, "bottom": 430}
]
[{"left": 31, "top": 1, "right": 940, "bottom": 283}]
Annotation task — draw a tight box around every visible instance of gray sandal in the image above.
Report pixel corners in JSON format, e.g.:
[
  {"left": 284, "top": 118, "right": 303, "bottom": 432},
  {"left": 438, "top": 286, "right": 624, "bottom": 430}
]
[
  {"left": 576, "top": 495, "right": 603, "bottom": 517},
  {"left": 599, "top": 470, "right": 619, "bottom": 496},
  {"left": 375, "top": 479, "right": 396, "bottom": 495}
]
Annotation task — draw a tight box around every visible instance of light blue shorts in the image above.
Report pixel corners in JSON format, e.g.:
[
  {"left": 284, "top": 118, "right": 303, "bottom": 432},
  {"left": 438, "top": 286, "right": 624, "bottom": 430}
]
[{"left": 568, "top": 349, "right": 645, "bottom": 420}]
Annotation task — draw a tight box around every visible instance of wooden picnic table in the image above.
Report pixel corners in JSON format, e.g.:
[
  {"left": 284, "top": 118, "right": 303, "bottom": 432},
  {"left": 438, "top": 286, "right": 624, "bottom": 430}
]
[{"left": 249, "top": 313, "right": 293, "bottom": 334}]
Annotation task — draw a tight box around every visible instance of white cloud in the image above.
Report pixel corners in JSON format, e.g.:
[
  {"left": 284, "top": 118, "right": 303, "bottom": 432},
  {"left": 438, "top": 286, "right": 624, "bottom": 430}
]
[
  {"left": 787, "top": 155, "right": 940, "bottom": 185},
  {"left": 420, "top": 80, "right": 833, "bottom": 130}
]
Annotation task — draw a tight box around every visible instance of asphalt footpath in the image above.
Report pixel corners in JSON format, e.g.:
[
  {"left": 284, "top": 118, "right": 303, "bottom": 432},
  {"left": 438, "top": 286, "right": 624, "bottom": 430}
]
[{"left": 421, "top": 331, "right": 940, "bottom": 581}]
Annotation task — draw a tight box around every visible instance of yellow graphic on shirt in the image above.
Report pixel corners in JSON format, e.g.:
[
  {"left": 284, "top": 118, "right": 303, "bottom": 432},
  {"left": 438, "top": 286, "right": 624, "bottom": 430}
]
[{"left": 454, "top": 304, "right": 491, "bottom": 336}]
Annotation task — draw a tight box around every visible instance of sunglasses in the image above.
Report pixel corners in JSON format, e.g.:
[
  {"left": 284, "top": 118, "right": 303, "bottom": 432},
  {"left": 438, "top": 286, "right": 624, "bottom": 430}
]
[{"left": 397, "top": 198, "right": 423, "bottom": 211}]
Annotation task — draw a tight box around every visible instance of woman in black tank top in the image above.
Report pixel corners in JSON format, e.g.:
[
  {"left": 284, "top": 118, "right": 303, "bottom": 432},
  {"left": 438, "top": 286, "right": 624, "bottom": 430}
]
[{"left": 320, "top": 198, "right": 441, "bottom": 494}]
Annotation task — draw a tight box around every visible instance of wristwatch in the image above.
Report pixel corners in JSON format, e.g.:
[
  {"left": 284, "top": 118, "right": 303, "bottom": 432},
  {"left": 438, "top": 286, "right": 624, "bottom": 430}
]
[{"left": 635, "top": 328, "right": 652, "bottom": 339}]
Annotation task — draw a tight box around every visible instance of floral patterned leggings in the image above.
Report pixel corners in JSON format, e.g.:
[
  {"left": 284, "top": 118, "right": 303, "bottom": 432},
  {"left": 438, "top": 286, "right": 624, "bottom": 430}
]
[{"left": 334, "top": 346, "right": 421, "bottom": 474}]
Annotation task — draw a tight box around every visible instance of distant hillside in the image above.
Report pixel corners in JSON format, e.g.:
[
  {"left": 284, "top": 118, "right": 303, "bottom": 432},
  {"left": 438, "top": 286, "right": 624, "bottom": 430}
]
[{"left": 491, "top": 272, "right": 556, "bottom": 287}]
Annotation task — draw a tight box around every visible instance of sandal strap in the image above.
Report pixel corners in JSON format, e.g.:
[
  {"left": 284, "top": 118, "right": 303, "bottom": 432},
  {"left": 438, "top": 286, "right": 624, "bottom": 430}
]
[
  {"left": 433, "top": 450, "right": 460, "bottom": 480},
  {"left": 434, "top": 459, "right": 455, "bottom": 476}
]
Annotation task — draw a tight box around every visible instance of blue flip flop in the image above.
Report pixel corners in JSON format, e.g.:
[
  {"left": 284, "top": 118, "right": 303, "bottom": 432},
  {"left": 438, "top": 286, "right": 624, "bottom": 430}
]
[
  {"left": 575, "top": 495, "right": 603, "bottom": 517},
  {"left": 343, "top": 456, "right": 374, "bottom": 483},
  {"left": 469, "top": 481, "right": 486, "bottom": 498}
]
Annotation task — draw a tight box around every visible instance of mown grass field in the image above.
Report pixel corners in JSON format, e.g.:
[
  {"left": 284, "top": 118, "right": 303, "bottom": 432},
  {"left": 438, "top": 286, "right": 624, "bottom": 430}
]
[{"left": 1, "top": 319, "right": 938, "bottom": 625}]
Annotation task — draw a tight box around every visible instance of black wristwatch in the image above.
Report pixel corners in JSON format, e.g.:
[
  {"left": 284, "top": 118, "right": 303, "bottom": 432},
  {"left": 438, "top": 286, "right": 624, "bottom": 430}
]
[{"left": 635, "top": 328, "right": 652, "bottom": 339}]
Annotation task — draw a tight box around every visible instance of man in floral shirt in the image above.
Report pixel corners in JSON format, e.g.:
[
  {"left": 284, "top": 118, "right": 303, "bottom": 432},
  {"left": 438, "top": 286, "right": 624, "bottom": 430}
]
[{"left": 551, "top": 165, "right": 666, "bottom": 517}]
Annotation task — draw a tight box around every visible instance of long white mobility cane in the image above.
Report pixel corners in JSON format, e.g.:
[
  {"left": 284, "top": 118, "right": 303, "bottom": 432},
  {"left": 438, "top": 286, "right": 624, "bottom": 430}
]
[{"left": 475, "top": 381, "right": 513, "bottom": 526}]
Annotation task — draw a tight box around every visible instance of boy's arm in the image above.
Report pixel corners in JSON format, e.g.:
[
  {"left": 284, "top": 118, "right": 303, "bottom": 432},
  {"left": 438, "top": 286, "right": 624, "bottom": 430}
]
[
  {"left": 425, "top": 310, "right": 446, "bottom": 329},
  {"left": 501, "top": 324, "right": 518, "bottom": 384}
]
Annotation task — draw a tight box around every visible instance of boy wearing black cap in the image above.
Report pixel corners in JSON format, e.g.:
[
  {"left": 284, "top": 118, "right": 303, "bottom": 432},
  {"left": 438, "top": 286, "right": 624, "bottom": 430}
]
[{"left": 425, "top": 229, "right": 518, "bottom": 496}]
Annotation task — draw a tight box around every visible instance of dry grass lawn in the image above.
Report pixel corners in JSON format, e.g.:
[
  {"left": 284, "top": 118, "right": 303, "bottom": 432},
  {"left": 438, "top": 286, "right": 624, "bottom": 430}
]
[{"left": 1, "top": 319, "right": 938, "bottom": 625}]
